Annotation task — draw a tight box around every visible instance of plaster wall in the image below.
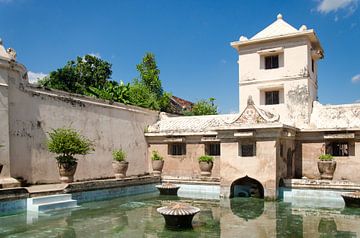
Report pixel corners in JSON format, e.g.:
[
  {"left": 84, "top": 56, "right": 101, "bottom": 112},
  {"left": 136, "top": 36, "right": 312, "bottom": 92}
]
[
  {"left": 301, "top": 141, "right": 360, "bottom": 182},
  {"left": 220, "top": 140, "right": 277, "bottom": 198},
  {"left": 277, "top": 138, "right": 296, "bottom": 180},
  {"left": 6, "top": 80, "right": 159, "bottom": 183},
  {"left": 148, "top": 143, "right": 220, "bottom": 178},
  {"left": 0, "top": 62, "right": 10, "bottom": 177}
]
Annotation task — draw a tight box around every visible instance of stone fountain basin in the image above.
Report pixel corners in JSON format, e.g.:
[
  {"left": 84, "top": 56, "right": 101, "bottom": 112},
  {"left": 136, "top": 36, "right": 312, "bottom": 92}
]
[
  {"left": 341, "top": 192, "right": 360, "bottom": 208},
  {"left": 156, "top": 183, "right": 180, "bottom": 196},
  {"left": 157, "top": 203, "right": 200, "bottom": 229}
]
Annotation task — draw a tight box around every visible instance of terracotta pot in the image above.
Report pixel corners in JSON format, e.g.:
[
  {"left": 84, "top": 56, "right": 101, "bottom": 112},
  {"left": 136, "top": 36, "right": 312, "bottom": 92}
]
[
  {"left": 318, "top": 160, "right": 336, "bottom": 180},
  {"left": 152, "top": 160, "right": 164, "bottom": 176},
  {"left": 199, "top": 161, "right": 213, "bottom": 176},
  {"left": 112, "top": 161, "right": 129, "bottom": 178},
  {"left": 58, "top": 162, "right": 78, "bottom": 183},
  {"left": 0, "top": 163, "right": 3, "bottom": 174}
]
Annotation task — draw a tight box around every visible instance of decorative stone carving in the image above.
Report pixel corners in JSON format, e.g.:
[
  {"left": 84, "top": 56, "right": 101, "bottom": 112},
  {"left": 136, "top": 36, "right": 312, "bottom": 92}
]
[
  {"left": 6, "top": 48, "right": 16, "bottom": 60},
  {"left": 232, "top": 96, "right": 279, "bottom": 124}
]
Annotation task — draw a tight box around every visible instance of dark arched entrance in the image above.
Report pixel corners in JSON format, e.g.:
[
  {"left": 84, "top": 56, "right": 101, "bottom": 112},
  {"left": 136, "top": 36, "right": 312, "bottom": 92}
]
[{"left": 230, "top": 176, "right": 264, "bottom": 198}]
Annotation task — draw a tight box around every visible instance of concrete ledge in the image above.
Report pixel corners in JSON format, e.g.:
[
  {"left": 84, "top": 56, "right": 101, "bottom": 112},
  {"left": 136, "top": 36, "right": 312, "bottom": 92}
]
[
  {"left": 282, "top": 179, "right": 360, "bottom": 191},
  {"left": 0, "top": 188, "right": 28, "bottom": 201},
  {"left": 64, "top": 175, "right": 160, "bottom": 193},
  {"left": 161, "top": 176, "right": 220, "bottom": 185},
  {"left": 0, "top": 178, "right": 21, "bottom": 189}
]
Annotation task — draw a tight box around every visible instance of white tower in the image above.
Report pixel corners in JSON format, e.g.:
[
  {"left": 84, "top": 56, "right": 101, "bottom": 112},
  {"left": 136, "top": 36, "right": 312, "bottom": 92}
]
[{"left": 231, "top": 14, "right": 324, "bottom": 127}]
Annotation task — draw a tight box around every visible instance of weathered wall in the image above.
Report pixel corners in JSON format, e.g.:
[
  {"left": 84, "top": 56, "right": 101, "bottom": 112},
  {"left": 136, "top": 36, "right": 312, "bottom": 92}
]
[
  {"left": 219, "top": 139, "right": 277, "bottom": 198},
  {"left": 6, "top": 79, "right": 158, "bottom": 183},
  {"left": 148, "top": 143, "right": 220, "bottom": 178},
  {"left": 0, "top": 61, "right": 10, "bottom": 177},
  {"left": 301, "top": 140, "right": 360, "bottom": 181}
]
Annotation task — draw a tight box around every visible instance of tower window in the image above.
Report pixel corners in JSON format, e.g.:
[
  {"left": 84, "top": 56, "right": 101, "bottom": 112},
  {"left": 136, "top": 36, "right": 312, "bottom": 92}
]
[
  {"left": 265, "top": 91, "right": 279, "bottom": 105},
  {"left": 265, "top": 55, "right": 279, "bottom": 69},
  {"left": 311, "top": 59, "right": 314, "bottom": 73}
]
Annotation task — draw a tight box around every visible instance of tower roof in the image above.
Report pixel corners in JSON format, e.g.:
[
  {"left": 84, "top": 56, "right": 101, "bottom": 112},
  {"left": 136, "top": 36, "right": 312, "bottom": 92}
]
[
  {"left": 251, "top": 14, "right": 298, "bottom": 40},
  {"left": 231, "top": 14, "right": 324, "bottom": 57}
]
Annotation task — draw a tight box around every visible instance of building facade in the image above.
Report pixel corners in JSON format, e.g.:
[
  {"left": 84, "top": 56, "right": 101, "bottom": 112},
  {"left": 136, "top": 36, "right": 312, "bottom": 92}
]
[{"left": 145, "top": 14, "right": 360, "bottom": 199}]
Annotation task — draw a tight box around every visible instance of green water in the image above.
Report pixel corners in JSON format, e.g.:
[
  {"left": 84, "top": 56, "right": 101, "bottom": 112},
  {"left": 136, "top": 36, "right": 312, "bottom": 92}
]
[{"left": 1, "top": 193, "right": 360, "bottom": 237}]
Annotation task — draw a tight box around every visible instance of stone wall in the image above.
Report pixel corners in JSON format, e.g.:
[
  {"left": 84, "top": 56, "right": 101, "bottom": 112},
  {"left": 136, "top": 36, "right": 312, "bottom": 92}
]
[
  {"left": 148, "top": 143, "right": 220, "bottom": 178},
  {"left": 0, "top": 59, "right": 159, "bottom": 184},
  {"left": 301, "top": 140, "right": 360, "bottom": 181}
]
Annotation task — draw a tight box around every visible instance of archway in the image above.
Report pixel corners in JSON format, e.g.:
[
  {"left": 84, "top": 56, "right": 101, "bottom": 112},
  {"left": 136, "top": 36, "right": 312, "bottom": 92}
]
[{"left": 230, "top": 176, "right": 264, "bottom": 198}]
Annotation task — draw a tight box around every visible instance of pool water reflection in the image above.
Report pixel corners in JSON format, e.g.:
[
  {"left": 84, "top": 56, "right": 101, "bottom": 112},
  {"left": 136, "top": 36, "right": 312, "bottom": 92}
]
[{"left": 0, "top": 193, "right": 360, "bottom": 237}]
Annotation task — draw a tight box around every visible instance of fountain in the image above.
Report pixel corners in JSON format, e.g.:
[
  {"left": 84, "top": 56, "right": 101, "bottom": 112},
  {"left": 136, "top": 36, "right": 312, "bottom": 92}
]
[
  {"left": 157, "top": 203, "right": 200, "bottom": 229},
  {"left": 341, "top": 192, "right": 360, "bottom": 208},
  {"left": 155, "top": 183, "right": 180, "bottom": 195}
]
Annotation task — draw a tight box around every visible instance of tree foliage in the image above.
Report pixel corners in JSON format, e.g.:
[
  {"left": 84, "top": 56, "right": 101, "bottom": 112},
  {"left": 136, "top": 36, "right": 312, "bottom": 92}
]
[
  {"left": 184, "top": 98, "right": 218, "bottom": 116},
  {"left": 39, "top": 53, "right": 176, "bottom": 113},
  {"left": 87, "top": 80, "right": 131, "bottom": 104},
  {"left": 136, "top": 52, "right": 163, "bottom": 98},
  {"left": 47, "top": 128, "right": 94, "bottom": 164},
  {"left": 39, "top": 55, "right": 112, "bottom": 94}
]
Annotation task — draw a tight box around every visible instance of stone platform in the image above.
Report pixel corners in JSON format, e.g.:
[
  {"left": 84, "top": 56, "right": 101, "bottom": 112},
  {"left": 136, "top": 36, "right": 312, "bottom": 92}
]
[
  {"left": 281, "top": 179, "right": 360, "bottom": 191},
  {"left": 0, "top": 175, "right": 160, "bottom": 202}
]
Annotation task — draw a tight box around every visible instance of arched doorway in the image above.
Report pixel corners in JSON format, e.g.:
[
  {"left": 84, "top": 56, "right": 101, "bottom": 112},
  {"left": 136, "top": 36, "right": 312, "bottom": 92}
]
[{"left": 230, "top": 176, "right": 264, "bottom": 198}]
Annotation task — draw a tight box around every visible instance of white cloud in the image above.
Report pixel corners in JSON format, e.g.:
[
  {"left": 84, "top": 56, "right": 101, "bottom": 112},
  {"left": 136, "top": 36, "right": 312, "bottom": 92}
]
[
  {"left": 351, "top": 74, "right": 360, "bottom": 83},
  {"left": 28, "top": 71, "right": 47, "bottom": 84},
  {"left": 317, "top": 0, "right": 358, "bottom": 14},
  {"left": 89, "top": 52, "right": 101, "bottom": 58},
  {"left": 355, "top": 99, "right": 360, "bottom": 103}
]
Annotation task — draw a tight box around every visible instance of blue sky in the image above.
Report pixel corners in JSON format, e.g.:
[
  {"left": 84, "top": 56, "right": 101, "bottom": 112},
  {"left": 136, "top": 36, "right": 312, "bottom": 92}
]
[{"left": 0, "top": 0, "right": 359, "bottom": 113}]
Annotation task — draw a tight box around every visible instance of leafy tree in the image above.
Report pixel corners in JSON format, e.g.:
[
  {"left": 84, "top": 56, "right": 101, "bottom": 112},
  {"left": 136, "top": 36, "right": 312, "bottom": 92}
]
[
  {"left": 128, "top": 81, "right": 160, "bottom": 110},
  {"left": 184, "top": 98, "right": 218, "bottom": 116},
  {"left": 39, "top": 55, "right": 112, "bottom": 94},
  {"left": 136, "top": 52, "right": 163, "bottom": 98},
  {"left": 87, "top": 80, "right": 130, "bottom": 104}
]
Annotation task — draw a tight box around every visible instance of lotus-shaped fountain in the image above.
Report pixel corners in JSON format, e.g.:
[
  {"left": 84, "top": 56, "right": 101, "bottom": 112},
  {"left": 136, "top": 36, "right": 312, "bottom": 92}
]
[
  {"left": 157, "top": 203, "right": 200, "bottom": 229},
  {"left": 341, "top": 192, "right": 360, "bottom": 208},
  {"left": 156, "top": 183, "right": 180, "bottom": 195}
]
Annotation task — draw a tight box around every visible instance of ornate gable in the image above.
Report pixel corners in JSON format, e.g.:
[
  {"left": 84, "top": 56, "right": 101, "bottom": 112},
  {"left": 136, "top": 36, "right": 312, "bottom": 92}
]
[{"left": 233, "top": 96, "right": 279, "bottom": 124}]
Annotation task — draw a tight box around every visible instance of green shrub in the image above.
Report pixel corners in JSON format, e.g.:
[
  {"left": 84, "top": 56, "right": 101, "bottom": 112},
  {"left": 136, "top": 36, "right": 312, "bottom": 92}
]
[
  {"left": 151, "top": 150, "right": 163, "bottom": 161},
  {"left": 47, "top": 128, "right": 94, "bottom": 165},
  {"left": 318, "top": 154, "right": 333, "bottom": 161},
  {"left": 113, "top": 149, "right": 126, "bottom": 162},
  {"left": 198, "top": 155, "right": 214, "bottom": 163}
]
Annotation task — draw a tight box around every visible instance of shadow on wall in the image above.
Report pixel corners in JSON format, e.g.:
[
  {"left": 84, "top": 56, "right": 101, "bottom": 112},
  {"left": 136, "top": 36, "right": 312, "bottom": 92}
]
[{"left": 230, "top": 176, "right": 264, "bottom": 198}]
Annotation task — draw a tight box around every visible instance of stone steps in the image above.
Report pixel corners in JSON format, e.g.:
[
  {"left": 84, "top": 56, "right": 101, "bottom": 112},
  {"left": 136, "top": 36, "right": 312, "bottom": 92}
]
[{"left": 27, "top": 194, "right": 78, "bottom": 212}]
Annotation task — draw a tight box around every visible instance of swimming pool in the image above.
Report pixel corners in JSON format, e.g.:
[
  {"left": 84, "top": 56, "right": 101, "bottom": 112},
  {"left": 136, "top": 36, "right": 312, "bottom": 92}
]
[{"left": 1, "top": 192, "right": 360, "bottom": 237}]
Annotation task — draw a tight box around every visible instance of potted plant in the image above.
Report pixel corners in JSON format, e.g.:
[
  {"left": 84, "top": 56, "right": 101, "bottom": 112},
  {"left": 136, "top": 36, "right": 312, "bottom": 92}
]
[
  {"left": 112, "top": 148, "right": 128, "bottom": 178},
  {"left": 151, "top": 150, "right": 164, "bottom": 176},
  {"left": 198, "top": 155, "right": 214, "bottom": 177},
  {"left": 318, "top": 154, "right": 336, "bottom": 180},
  {"left": 47, "top": 128, "right": 94, "bottom": 183}
]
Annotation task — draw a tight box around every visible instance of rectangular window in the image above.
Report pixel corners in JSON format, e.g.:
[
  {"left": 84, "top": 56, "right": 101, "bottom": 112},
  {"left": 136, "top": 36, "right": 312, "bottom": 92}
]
[
  {"left": 241, "top": 143, "right": 256, "bottom": 157},
  {"left": 265, "top": 91, "right": 279, "bottom": 105},
  {"left": 169, "top": 143, "right": 186, "bottom": 155},
  {"left": 206, "top": 143, "right": 220, "bottom": 156},
  {"left": 311, "top": 59, "right": 315, "bottom": 73},
  {"left": 326, "top": 142, "right": 349, "bottom": 156},
  {"left": 265, "top": 55, "right": 279, "bottom": 69}
]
